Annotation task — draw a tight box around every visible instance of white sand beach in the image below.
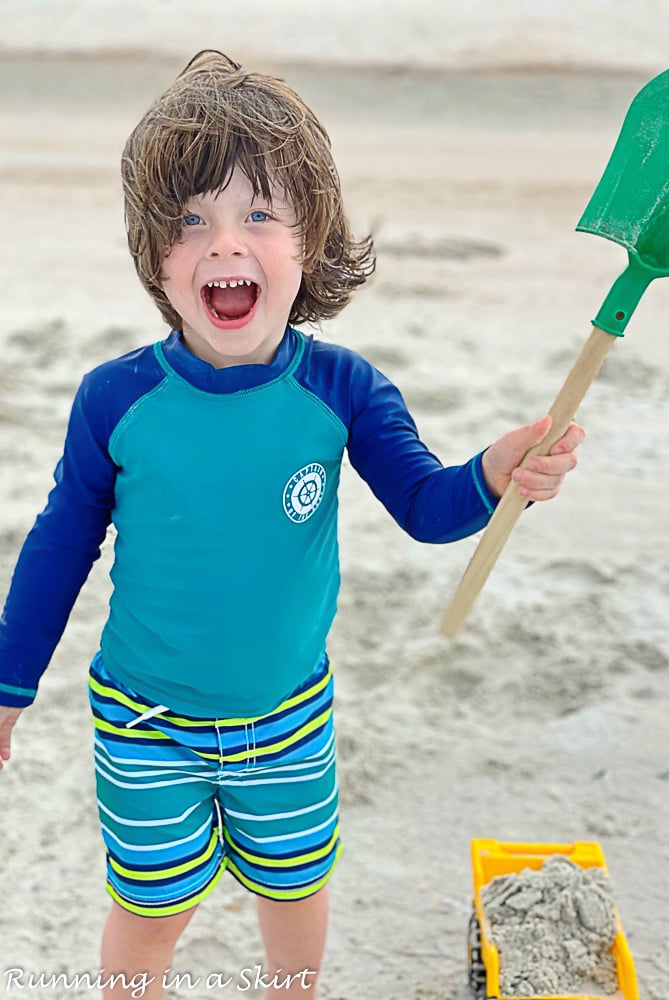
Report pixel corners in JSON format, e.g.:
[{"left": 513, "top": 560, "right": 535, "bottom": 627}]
[{"left": 0, "top": 24, "right": 667, "bottom": 1000}]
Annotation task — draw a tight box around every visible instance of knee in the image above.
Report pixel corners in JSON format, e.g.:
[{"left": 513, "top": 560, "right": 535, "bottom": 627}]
[{"left": 106, "top": 901, "right": 197, "bottom": 949}]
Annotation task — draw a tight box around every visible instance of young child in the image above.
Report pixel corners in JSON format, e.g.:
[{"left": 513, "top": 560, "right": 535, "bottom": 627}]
[{"left": 0, "top": 51, "right": 584, "bottom": 998}]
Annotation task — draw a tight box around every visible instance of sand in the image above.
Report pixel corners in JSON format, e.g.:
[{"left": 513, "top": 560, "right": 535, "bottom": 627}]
[
  {"left": 481, "top": 857, "right": 618, "bottom": 996},
  {"left": 0, "top": 54, "right": 668, "bottom": 1000}
]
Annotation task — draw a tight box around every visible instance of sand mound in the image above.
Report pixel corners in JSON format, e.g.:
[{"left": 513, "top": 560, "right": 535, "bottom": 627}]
[{"left": 482, "top": 857, "right": 618, "bottom": 996}]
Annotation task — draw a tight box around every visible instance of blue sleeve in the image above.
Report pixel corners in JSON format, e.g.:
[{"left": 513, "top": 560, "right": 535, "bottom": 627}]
[
  {"left": 0, "top": 374, "right": 118, "bottom": 707},
  {"left": 0, "top": 344, "right": 167, "bottom": 707},
  {"left": 295, "top": 337, "right": 498, "bottom": 543},
  {"left": 346, "top": 359, "right": 497, "bottom": 542}
]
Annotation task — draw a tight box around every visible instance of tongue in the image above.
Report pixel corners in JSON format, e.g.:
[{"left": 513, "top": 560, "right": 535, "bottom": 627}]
[{"left": 210, "top": 283, "right": 255, "bottom": 319}]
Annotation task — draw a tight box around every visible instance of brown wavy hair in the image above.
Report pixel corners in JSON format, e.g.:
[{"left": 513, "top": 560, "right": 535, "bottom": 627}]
[{"left": 121, "top": 50, "right": 375, "bottom": 330}]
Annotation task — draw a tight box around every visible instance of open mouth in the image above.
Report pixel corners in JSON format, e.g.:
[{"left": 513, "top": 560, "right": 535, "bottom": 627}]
[{"left": 202, "top": 279, "right": 260, "bottom": 327}]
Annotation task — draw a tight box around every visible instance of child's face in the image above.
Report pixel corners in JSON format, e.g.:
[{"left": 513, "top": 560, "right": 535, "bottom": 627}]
[{"left": 160, "top": 166, "right": 303, "bottom": 368}]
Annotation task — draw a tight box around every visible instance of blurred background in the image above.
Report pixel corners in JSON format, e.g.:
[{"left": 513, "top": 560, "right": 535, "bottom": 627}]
[{"left": 0, "top": 0, "right": 666, "bottom": 72}]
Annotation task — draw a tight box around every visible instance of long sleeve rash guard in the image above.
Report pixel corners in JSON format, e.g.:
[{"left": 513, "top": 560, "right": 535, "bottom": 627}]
[{"left": 0, "top": 327, "right": 497, "bottom": 716}]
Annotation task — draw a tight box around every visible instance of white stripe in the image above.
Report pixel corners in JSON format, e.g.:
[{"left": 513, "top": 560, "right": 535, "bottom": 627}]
[
  {"left": 251, "top": 736, "right": 335, "bottom": 772},
  {"left": 231, "top": 804, "right": 339, "bottom": 845},
  {"left": 94, "top": 742, "right": 334, "bottom": 789},
  {"left": 218, "top": 751, "right": 335, "bottom": 789},
  {"left": 250, "top": 731, "right": 335, "bottom": 775},
  {"left": 98, "top": 798, "right": 203, "bottom": 828},
  {"left": 94, "top": 759, "right": 215, "bottom": 791},
  {"left": 94, "top": 747, "right": 212, "bottom": 782},
  {"left": 99, "top": 813, "right": 213, "bottom": 852},
  {"left": 224, "top": 782, "right": 338, "bottom": 823}
]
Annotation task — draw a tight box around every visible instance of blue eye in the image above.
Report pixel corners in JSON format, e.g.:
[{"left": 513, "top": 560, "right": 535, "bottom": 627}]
[
  {"left": 249, "top": 210, "right": 269, "bottom": 223},
  {"left": 183, "top": 213, "right": 202, "bottom": 226}
]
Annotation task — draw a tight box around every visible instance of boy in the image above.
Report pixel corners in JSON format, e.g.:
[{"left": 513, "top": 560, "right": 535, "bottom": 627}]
[{"left": 0, "top": 51, "right": 584, "bottom": 998}]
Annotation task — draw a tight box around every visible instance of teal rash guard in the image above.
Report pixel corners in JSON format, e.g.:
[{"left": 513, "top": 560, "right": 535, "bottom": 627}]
[{"left": 0, "top": 327, "right": 497, "bottom": 716}]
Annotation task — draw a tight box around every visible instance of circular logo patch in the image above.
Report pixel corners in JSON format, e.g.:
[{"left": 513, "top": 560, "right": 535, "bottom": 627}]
[{"left": 283, "top": 463, "right": 326, "bottom": 523}]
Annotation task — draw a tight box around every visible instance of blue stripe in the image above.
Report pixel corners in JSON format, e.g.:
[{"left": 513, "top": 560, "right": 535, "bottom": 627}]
[
  {"left": 225, "top": 830, "right": 338, "bottom": 866},
  {"left": 106, "top": 838, "right": 216, "bottom": 875},
  {"left": 0, "top": 680, "right": 37, "bottom": 697},
  {"left": 471, "top": 451, "right": 496, "bottom": 515}
]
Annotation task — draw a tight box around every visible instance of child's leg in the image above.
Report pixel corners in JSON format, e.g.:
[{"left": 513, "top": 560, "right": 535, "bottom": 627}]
[
  {"left": 88, "top": 657, "right": 226, "bottom": 996},
  {"left": 217, "top": 657, "right": 339, "bottom": 998},
  {"left": 256, "top": 887, "right": 328, "bottom": 997},
  {"left": 101, "top": 901, "right": 198, "bottom": 999}
]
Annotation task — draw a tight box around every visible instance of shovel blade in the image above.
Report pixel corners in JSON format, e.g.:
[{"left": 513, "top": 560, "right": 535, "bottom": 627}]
[{"left": 577, "top": 68, "right": 669, "bottom": 273}]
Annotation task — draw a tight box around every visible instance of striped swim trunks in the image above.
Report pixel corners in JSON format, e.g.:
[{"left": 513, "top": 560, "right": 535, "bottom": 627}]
[{"left": 88, "top": 652, "right": 341, "bottom": 917}]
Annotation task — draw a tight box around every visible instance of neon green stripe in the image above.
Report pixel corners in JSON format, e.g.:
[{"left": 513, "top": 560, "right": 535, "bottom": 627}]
[
  {"left": 90, "top": 665, "right": 331, "bottom": 728},
  {"left": 226, "top": 842, "right": 342, "bottom": 900},
  {"left": 231, "top": 665, "right": 332, "bottom": 724},
  {"left": 224, "top": 824, "right": 340, "bottom": 869},
  {"left": 254, "top": 705, "right": 332, "bottom": 758},
  {"left": 220, "top": 705, "right": 332, "bottom": 764},
  {"left": 92, "top": 716, "right": 170, "bottom": 741},
  {"left": 108, "top": 830, "right": 219, "bottom": 882},
  {"left": 91, "top": 673, "right": 212, "bottom": 728},
  {"left": 106, "top": 860, "right": 227, "bottom": 917},
  {"left": 90, "top": 675, "right": 157, "bottom": 717}
]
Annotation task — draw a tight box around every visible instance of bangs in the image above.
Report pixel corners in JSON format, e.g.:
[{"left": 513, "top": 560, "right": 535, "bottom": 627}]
[
  {"left": 175, "top": 129, "right": 310, "bottom": 225},
  {"left": 125, "top": 63, "right": 329, "bottom": 251}
]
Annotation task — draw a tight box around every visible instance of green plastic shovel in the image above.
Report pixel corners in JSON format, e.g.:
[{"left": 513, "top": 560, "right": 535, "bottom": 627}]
[{"left": 442, "top": 68, "right": 669, "bottom": 637}]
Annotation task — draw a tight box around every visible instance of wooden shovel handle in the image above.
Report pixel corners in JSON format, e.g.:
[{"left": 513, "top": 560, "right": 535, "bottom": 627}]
[{"left": 440, "top": 324, "right": 618, "bottom": 637}]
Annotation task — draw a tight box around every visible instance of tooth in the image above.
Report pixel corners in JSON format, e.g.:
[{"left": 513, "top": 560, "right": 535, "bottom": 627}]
[
  {"left": 207, "top": 282, "right": 214, "bottom": 288},
  {"left": 229, "top": 280, "right": 238, "bottom": 288},
  {"left": 244, "top": 279, "right": 251, "bottom": 286},
  {"left": 210, "top": 306, "right": 220, "bottom": 319}
]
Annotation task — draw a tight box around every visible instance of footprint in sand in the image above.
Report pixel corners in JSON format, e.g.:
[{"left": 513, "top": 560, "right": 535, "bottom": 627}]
[
  {"left": 543, "top": 559, "right": 615, "bottom": 594},
  {"left": 612, "top": 640, "right": 669, "bottom": 673}
]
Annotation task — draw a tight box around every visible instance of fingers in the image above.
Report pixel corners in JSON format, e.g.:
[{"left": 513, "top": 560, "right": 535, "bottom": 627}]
[
  {"left": 0, "top": 728, "right": 13, "bottom": 767},
  {"left": 550, "top": 422, "right": 587, "bottom": 455},
  {"left": 510, "top": 421, "right": 585, "bottom": 501},
  {"left": 511, "top": 456, "right": 577, "bottom": 499},
  {"left": 0, "top": 708, "right": 23, "bottom": 770}
]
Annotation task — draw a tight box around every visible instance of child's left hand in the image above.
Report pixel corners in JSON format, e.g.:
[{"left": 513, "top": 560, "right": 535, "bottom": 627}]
[{"left": 481, "top": 415, "right": 586, "bottom": 501}]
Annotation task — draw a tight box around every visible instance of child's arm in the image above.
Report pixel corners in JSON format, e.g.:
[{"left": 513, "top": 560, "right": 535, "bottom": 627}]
[
  {"left": 0, "top": 373, "right": 117, "bottom": 713},
  {"left": 345, "top": 357, "right": 582, "bottom": 541}
]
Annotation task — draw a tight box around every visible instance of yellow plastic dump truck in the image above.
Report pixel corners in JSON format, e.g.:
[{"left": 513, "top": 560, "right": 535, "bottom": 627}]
[{"left": 467, "top": 840, "right": 639, "bottom": 1000}]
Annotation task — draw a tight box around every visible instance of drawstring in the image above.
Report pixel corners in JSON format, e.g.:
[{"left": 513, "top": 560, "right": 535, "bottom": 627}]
[{"left": 125, "top": 704, "right": 170, "bottom": 729}]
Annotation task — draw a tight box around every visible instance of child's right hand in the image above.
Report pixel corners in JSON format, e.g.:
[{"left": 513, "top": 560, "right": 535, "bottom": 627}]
[{"left": 0, "top": 706, "right": 23, "bottom": 770}]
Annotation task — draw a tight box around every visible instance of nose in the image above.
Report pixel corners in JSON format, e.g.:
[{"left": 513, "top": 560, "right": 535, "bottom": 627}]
[{"left": 206, "top": 221, "right": 248, "bottom": 259}]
